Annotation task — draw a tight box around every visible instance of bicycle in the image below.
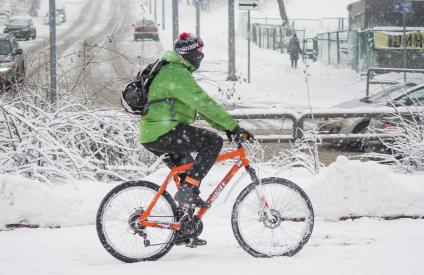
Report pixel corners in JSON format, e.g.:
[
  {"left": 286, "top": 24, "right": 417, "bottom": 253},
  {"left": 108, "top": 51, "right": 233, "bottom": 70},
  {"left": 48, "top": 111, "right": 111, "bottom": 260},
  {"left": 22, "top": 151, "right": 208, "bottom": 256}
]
[{"left": 96, "top": 136, "right": 314, "bottom": 262}]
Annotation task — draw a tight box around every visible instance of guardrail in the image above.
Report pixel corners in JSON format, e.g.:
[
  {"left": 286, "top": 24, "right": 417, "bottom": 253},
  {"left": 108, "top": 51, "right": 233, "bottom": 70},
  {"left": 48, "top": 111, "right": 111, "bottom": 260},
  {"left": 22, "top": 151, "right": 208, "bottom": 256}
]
[{"left": 229, "top": 108, "right": 418, "bottom": 143}]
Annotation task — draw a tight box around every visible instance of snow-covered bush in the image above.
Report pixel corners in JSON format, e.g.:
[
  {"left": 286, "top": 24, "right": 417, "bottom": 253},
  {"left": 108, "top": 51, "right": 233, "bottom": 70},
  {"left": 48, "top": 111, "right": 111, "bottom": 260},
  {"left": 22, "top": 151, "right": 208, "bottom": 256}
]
[
  {"left": 270, "top": 131, "right": 324, "bottom": 175},
  {"left": 365, "top": 104, "right": 424, "bottom": 172},
  {"left": 0, "top": 88, "right": 154, "bottom": 183}
]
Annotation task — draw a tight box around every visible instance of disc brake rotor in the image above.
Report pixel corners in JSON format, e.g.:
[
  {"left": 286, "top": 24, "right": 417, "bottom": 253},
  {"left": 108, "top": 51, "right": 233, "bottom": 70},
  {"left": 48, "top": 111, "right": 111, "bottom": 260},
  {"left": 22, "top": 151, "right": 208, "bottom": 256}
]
[{"left": 260, "top": 209, "right": 283, "bottom": 229}]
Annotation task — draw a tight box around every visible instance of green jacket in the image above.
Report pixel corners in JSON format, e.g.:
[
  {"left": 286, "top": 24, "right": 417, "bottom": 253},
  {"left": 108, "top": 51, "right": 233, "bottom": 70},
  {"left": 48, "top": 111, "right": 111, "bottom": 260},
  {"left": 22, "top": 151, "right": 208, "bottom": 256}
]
[{"left": 139, "top": 51, "right": 238, "bottom": 143}]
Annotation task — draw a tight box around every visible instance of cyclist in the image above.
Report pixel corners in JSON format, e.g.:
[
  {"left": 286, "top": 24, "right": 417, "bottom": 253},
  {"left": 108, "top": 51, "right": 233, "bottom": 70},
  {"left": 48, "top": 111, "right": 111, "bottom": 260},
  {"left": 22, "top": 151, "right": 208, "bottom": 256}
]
[{"left": 140, "top": 32, "right": 251, "bottom": 210}]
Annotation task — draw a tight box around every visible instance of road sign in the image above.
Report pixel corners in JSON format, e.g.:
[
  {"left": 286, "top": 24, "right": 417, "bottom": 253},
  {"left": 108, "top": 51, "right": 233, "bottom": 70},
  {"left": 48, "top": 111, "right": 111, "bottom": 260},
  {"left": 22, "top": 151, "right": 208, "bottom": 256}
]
[
  {"left": 239, "top": 0, "right": 260, "bottom": 10},
  {"left": 394, "top": 2, "right": 413, "bottom": 13}
]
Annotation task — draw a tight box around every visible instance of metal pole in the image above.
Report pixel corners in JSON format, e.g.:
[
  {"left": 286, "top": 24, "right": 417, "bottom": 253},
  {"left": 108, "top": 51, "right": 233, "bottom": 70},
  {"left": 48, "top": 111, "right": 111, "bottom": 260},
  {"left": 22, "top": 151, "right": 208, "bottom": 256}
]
[
  {"left": 149, "top": 0, "right": 152, "bottom": 14},
  {"left": 248, "top": 10, "right": 251, "bottom": 83},
  {"left": 336, "top": 31, "right": 340, "bottom": 65},
  {"left": 162, "top": 0, "right": 165, "bottom": 30},
  {"left": 172, "top": 0, "right": 179, "bottom": 44},
  {"left": 227, "top": 0, "right": 237, "bottom": 81},
  {"left": 327, "top": 32, "right": 331, "bottom": 65},
  {"left": 83, "top": 40, "right": 86, "bottom": 96},
  {"left": 402, "top": 12, "right": 407, "bottom": 81},
  {"left": 154, "top": 0, "right": 157, "bottom": 23},
  {"left": 196, "top": 0, "right": 200, "bottom": 37},
  {"left": 49, "top": 0, "right": 57, "bottom": 107}
]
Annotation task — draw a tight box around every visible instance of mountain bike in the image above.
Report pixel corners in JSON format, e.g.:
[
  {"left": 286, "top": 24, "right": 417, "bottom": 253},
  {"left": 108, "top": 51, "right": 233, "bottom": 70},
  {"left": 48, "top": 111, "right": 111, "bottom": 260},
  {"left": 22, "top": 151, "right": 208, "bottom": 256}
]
[{"left": 96, "top": 136, "right": 314, "bottom": 262}]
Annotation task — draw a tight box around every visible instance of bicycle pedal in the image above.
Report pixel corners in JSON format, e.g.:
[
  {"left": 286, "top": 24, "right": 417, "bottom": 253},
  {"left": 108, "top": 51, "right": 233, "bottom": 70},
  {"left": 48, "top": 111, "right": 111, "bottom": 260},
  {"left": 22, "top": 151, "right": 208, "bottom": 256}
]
[
  {"left": 186, "top": 238, "right": 207, "bottom": 248},
  {"left": 175, "top": 238, "right": 207, "bottom": 248}
]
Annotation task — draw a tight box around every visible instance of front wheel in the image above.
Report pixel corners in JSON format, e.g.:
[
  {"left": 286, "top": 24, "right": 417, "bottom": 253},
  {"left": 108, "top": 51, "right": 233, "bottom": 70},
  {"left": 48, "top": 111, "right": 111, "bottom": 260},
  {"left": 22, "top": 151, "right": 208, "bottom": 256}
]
[
  {"left": 96, "top": 181, "right": 179, "bottom": 262},
  {"left": 231, "top": 177, "right": 314, "bottom": 257}
]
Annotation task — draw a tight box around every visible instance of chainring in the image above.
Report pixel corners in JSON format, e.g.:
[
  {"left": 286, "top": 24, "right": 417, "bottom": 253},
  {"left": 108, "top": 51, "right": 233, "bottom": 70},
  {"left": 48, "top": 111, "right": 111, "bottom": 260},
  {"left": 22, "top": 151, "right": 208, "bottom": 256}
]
[{"left": 178, "top": 215, "right": 203, "bottom": 239}]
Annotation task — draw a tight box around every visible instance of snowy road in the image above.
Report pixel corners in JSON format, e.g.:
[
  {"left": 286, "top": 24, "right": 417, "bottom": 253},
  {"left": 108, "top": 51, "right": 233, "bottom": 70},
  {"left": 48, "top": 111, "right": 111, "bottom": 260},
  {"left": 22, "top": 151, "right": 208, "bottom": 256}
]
[
  {"left": 20, "top": 0, "right": 160, "bottom": 106},
  {"left": 1, "top": 217, "right": 423, "bottom": 275}
]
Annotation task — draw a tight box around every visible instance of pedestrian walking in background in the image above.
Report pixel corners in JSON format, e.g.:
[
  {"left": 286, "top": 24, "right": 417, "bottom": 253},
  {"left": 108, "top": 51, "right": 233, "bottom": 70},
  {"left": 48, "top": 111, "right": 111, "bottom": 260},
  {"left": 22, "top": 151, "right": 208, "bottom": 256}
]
[{"left": 287, "top": 33, "right": 302, "bottom": 69}]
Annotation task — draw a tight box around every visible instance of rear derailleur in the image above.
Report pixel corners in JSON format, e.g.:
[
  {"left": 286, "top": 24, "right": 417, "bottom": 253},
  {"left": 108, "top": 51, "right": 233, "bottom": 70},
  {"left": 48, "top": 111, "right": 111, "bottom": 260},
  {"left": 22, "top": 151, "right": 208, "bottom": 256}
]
[{"left": 128, "top": 207, "right": 151, "bottom": 247}]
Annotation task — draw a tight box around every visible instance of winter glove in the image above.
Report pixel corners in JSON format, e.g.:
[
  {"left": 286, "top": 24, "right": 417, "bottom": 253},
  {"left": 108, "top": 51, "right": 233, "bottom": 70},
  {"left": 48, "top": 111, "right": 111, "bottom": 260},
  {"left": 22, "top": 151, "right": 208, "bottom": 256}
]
[{"left": 225, "top": 125, "right": 254, "bottom": 142}]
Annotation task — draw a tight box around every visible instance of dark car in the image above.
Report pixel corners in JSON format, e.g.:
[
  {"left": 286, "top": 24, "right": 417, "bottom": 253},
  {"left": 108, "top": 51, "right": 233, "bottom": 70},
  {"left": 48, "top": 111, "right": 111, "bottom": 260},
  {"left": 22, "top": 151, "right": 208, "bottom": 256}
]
[
  {"left": 0, "top": 33, "right": 25, "bottom": 85},
  {"left": 133, "top": 19, "right": 159, "bottom": 41},
  {"left": 3, "top": 17, "right": 36, "bottom": 41}
]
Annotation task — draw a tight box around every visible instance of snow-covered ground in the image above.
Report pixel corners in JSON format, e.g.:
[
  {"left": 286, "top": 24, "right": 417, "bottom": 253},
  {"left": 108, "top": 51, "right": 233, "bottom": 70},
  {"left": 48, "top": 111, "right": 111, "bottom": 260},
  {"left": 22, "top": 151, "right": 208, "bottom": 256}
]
[
  {"left": 1, "top": 157, "right": 424, "bottom": 274},
  {"left": 1, "top": 219, "right": 424, "bottom": 275}
]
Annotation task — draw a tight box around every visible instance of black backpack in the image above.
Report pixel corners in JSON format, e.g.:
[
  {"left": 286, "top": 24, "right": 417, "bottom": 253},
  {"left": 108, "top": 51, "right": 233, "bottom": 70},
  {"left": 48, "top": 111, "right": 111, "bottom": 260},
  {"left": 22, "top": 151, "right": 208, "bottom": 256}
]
[{"left": 121, "top": 59, "right": 174, "bottom": 116}]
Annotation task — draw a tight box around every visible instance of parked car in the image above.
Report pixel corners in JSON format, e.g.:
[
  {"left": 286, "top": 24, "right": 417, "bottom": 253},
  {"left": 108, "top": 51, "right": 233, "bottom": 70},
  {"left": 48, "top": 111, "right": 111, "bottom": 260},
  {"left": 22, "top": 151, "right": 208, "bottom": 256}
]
[
  {"left": 56, "top": 8, "right": 66, "bottom": 23},
  {"left": 133, "top": 19, "right": 159, "bottom": 41},
  {"left": 368, "top": 84, "right": 424, "bottom": 133},
  {"left": 0, "top": 33, "right": 25, "bottom": 85},
  {"left": 318, "top": 82, "right": 421, "bottom": 136},
  {"left": 3, "top": 17, "right": 36, "bottom": 41}
]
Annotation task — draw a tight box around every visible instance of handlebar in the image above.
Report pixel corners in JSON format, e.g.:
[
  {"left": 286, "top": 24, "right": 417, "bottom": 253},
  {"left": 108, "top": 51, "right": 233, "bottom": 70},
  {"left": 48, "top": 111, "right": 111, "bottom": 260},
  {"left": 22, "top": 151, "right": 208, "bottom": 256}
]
[{"left": 226, "top": 131, "right": 255, "bottom": 147}]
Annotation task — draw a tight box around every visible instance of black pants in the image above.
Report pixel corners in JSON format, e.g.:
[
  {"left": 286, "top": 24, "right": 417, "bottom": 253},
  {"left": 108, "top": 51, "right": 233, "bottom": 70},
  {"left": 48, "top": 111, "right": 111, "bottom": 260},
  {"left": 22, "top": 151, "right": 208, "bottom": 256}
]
[
  {"left": 142, "top": 124, "right": 223, "bottom": 182},
  {"left": 291, "top": 57, "right": 298, "bottom": 68}
]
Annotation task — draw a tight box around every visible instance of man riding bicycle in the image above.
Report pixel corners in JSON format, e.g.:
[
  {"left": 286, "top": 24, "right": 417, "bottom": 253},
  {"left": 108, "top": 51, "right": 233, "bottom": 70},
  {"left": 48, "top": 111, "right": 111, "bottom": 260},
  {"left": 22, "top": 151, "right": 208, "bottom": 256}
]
[{"left": 140, "top": 32, "right": 250, "bottom": 212}]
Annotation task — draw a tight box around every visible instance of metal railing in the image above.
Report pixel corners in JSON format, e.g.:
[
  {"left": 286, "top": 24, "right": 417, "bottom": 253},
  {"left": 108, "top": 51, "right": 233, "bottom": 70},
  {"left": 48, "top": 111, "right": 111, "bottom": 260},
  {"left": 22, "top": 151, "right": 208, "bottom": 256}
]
[{"left": 230, "top": 109, "right": 416, "bottom": 143}]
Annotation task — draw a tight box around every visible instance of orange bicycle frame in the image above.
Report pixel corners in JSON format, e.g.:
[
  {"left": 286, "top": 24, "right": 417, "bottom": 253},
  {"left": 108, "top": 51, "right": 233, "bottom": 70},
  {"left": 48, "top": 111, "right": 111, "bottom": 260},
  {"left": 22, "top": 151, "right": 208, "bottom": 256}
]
[{"left": 139, "top": 146, "right": 254, "bottom": 230}]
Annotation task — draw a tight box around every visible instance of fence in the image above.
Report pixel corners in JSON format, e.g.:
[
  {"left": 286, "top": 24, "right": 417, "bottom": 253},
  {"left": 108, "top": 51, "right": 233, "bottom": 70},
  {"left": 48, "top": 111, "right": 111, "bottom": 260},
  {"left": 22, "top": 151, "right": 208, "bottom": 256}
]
[
  {"left": 241, "top": 17, "right": 424, "bottom": 72},
  {"left": 316, "top": 31, "right": 351, "bottom": 67},
  {"left": 250, "top": 24, "right": 306, "bottom": 53},
  {"left": 229, "top": 109, "right": 414, "bottom": 143}
]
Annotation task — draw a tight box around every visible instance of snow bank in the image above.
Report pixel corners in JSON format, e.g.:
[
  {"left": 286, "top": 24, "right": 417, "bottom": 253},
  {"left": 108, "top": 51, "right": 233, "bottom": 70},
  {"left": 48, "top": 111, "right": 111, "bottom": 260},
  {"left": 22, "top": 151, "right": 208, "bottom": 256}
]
[
  {"left": 0, "top": 174, "right": 111, "bottom": 228},
  {"left": 1, "top": 158, "right": 424, "bottom": 228},
  {"left": 308, "top": 156, "right": 424, "bottom": 220}
]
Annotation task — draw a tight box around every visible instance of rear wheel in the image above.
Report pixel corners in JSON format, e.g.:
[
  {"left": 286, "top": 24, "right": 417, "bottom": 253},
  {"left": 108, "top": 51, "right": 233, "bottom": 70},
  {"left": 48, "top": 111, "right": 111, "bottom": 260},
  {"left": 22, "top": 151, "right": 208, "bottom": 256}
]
[
  {"left": 96, "top": 181, "right": 179, "bottom": 262},
  {"left": 232, "top": 177, "right": 314, "bottom": 257}
]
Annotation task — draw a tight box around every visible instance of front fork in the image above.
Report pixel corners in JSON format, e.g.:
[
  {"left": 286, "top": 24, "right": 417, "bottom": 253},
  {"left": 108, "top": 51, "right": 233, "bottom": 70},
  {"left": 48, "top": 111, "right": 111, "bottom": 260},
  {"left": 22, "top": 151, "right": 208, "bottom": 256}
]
[{"left": 245, "top": 165, "right": 273, "bottom": 220}]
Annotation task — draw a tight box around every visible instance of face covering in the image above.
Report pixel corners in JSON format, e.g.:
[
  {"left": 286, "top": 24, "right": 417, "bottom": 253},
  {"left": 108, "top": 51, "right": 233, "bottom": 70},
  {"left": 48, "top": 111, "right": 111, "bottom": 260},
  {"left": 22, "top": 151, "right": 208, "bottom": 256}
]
[{"left": 183, "top": 50, "right": 204, "bottom": 70}]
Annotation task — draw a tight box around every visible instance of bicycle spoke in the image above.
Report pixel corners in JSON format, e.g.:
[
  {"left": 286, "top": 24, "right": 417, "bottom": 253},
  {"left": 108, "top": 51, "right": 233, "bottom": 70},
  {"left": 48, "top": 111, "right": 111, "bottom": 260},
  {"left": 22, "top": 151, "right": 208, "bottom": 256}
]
[
  {"left": 99, "top": 184, "right": 176, "bottom": 260},
  {"left": 233, "top": 180, "right": 314, "bottom": 257}
]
